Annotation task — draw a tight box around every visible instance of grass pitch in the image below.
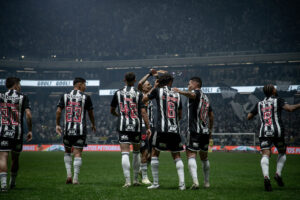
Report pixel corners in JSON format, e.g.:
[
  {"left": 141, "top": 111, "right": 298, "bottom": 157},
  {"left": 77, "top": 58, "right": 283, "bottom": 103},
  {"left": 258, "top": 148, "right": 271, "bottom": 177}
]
[{"left": 1, "top": 151, "right": 300, "bottom": 200}]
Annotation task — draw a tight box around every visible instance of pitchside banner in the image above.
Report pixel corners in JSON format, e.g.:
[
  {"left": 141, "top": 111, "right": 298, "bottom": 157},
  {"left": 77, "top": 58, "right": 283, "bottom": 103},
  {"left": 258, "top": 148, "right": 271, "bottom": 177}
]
[
  {"left": 22, "top": 145, "right": 300, "bottom": 154},
  {"left": 0, "top": 79, "right": 100, "bottom": 87}
]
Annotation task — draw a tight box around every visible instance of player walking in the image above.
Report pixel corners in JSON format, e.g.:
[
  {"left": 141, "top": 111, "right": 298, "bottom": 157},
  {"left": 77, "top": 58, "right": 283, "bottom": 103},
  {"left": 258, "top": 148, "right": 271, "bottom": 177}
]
[
  {"left": 110, "top": 72, "right": 151, "bottom": 187},
  {"left": 0, "top": 77, "right": 32, "bottom": 191},
  {"left": 247, "top": 84, "right": 300, "bottom": 191},
  {"left": 143, "top": 73, "right": 185, "bottom": 190},
  {"left": 173, "top": 77, "right": 214, "bottom": 189},
  {"left": 56, "top": 77, "right": 96, "bottom": 184}
]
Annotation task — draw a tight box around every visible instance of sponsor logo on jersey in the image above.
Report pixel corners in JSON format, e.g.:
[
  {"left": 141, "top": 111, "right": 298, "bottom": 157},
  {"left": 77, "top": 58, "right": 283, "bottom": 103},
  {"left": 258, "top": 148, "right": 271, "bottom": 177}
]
[
  {"left": 67, "top": 129, "right": 77, "bottom": 136},
  {"left": 121, "top": 135, "right": 129, "bottom": 141},
  {"left": 261, "top": 141, "right": 269, "bottom": 147},
  {"left": 193, "top": 142, "right": 199, "bottom": 148},
  {"left": 1, "top": 141, "right": 8, "bottom": 146},
  {"left": 77, "top": 139, "right": 84, "bottom": 145},
  {"left": 3, "top": 130, "right": 15, "bottom": 138},
  {"left": 265, "top": 131, "right": 273, "bottom": 137},
  {"left": 169, "top": 125, "right": 177, "bottom": 131},
  {"left": 126, "top": 125, "right": 135, "bottom": 131}
]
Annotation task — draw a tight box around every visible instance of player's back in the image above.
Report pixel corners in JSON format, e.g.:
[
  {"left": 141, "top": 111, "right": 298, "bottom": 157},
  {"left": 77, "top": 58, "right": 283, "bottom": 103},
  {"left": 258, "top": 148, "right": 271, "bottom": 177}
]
[
  {"left": 0, "top": 89, "right": 28, "bottom": 140},
  {"left": 114, "top": 86, "right": 143, "bottom": 133}
]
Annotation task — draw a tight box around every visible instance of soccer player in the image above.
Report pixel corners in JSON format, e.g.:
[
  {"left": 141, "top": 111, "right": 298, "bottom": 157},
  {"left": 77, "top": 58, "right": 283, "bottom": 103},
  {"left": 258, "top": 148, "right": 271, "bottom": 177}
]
[
  {"left": 56, "top": 77, "right": 96, "bottom": 185},
  {"left": 110, "top": 72, "right": 151, "bottom": 188},
  {"left": 137, "top": 70, "right": 157, "bottom": 185},
  {"left": 143, "top": 73, "right": 185, "bottom": 190},
  {"left": 0, "top": 77, "right": 32, "bottom": 192},
  {"left": 173, "top": 77, "right": 214, "bottom": 189},
  {"left": 247, "top": 84, "right": 300, "bottom": 191}
]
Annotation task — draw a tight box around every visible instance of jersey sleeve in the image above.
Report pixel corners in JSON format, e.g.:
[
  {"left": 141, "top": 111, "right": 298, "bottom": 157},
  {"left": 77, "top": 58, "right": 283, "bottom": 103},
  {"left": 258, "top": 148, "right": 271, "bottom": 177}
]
[
  {"left": 250, "top": 103, "right": 258, "bottom": 115},
  {"left": 178, "top": 97, "right": 182, "bottom": 110},
  {"left": 278, "top": 97, "right": 286, "bottom": 109},
  {"left": 57, "top": 95, "right": 65, "bottom": 109},
  {"left": 110, "top": 92, "right": 118, "bottom": 108},
  {"left": 148, "top": 88, "right": 158, "bottom": 100},
  {"left": 208, "top": 105, "right": 213, "bottom": 112},
  {"left": 85, "top": 95, "right": 93, "bottom": 111},
  {"left": 194, "top": 90, "right": 201, "bottom": 100},
  {"left": 23, "top": 95, "right": 31, "bottom": 110}
]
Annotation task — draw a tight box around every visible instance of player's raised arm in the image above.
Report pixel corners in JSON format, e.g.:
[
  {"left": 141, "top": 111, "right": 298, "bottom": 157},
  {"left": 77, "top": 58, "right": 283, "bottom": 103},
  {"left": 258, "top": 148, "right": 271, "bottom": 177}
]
[
  {"left": 172, "top": 87, "right": 196, "bottom": 99},
  {"left": 138, "top": 69, "right": 156, "bottom": 91},
  {"left": 282, "top": 103, "right": 300, "bottom": 112},
  {"left": 25, "top": 108, "right": 32, "bottom": 142}
]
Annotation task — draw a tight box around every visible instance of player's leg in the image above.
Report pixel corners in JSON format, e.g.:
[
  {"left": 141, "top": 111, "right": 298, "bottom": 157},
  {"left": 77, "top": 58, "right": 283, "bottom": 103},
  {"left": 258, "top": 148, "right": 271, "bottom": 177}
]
[
  {"left": 9, "top": 151, "right": 20, "bottom": 189},
  {"left": 147, "top": 148, "right": 160, "bottom": 189},
  {"left": 172, "top": 152, "right": 185, "bottom": 190},
  {"left": 63, "top": 143, "right": 73, "bottom": 184},
  {"left": 140, "top": 148, "right": 151, "bottom": 185},
  {"left": 199, "top": 151, "right": 210, "bottom": 188},
  {"left": 274, "top": 138, "right": 286, "bottom": 187},
  {"left": 120, "top": 143, "right": 131, "bottom": 187},
  {"left": 72, "top": 147, "right": 83, "bottom": 184},
  {"left": 186, "top": 149, "right": 199, "bottom": 189},
  {"left": 132, "top": 143, "right": 141, "bottom": 186},
  {"left": 0, "top": 151, "right": 9, "bottom": 191},
  {"left": 259, "top": 137, "right": 272, "bottom": 191}
]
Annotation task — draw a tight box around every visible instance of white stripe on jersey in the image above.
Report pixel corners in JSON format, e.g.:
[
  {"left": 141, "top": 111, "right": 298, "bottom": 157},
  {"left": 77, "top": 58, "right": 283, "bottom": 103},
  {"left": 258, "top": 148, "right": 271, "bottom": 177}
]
[
  {"left": 117, "top": 90, "right": 123, "bottom": 131},
  {"left": 80, "top": 93, "right": 86, "bottom": 136},
  {"left": 258, "top": 102, "right": 263, "bottom": 138},
  {"left": 18, "top": 94, "right": 23, "bottom": 140},
  {"left": 130, "top": 87, "right": 136, "bottom": 132},
  {"left": 159, "top": 88, "right": 165, "bottom": 132},
  {"left": 274, "top": 98, "right": 281, "bottom": 137}
]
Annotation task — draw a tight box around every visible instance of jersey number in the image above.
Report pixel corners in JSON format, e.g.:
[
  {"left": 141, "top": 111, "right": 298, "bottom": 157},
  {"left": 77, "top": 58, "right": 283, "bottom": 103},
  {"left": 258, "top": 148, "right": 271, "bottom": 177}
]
[
  {"left": 66, "top": 106, "right": 82, "bottom": 122},
  {"left": 120, "top": 102, "right": 137, "bottom": 118},
  {"left": 1, "top": 108, "right": 19, "bottom": 125},
  {"left": 263, "top": 111, "right": 272, "bottom": 126},
  {"left": 167, "top": 102, "right": 176, "bottom": 118}
]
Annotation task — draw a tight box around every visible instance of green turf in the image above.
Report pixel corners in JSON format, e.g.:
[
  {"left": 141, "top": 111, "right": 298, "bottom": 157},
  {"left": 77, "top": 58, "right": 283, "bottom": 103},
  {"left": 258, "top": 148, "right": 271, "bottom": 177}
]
[{"left": 1, "top": 152, "right": 300, "bottom": 200}]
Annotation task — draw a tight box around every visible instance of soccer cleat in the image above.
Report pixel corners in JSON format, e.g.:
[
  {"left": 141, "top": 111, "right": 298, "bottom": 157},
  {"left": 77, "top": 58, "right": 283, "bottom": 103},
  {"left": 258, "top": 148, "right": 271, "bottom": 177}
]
[
  {"left": 274, "top": 174, "right": 284, "bottom": 187},
  {"left": 142, "top": 178, "right": 152, "bottom": 185},
  {"left": 190, "top": 183, "right": 199, "bottom": 190},
  {"left": 66, "top": 177, "right": 73, "bottom": 184},
  {"left": 204, "top": 182, "right": 210, "bottom": 188},
  {"left": 179, "top": 183, "right": 186, "bottom": 191},
  {"left": 0, "top": 187, "right": 8, "bottom": 192},
  {"left": 147, "top": 184, "right": 160, "bottom": 189},
  {"left": 122, "top": 182, "right": 131, "bottom": 188},
  {"left": 264, "top": 178, "right": 272, "bottom": 192},
  {"left": 133, "top": 180, "right": 141, "bottom": 186},
  {"left": 72, "top": 179, "right": 79, "bottom": 185}
]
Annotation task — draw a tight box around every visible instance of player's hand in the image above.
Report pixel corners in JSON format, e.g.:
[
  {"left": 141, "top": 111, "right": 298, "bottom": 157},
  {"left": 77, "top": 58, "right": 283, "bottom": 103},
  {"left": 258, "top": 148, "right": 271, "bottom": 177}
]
[
  {"left": 146, "top": 128, "right": 152, "bottom": 140},
  {"left": 209, "top": 139, "right": 214, "bottom": 147},
  {"left": 26, "top": 131, "right": 32, "bottom": 142},
  {"left": 157, "top": 70, "right": 167, "bottom": 74},
  {"left": 56, "top": 125, "right": 62, "bottom": 136},
  {"left": 92, "top": 125, "right": 96, "bottom": 133},
  {"left": 154, "top": 79, "right": 159, "bottom": 88},
  {"left": 172, "top": 87, "right": 180, "bottom": 93},
  {"left": 150, "top": 69, "right": 158, "bottom": 76}
]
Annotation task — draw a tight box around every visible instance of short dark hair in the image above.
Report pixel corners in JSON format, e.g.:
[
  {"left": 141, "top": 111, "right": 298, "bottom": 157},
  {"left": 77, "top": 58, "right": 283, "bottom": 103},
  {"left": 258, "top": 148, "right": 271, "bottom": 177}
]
[
  {"left": 263, "top": 84, "right": 275, "bottom": 98},
  {"left": 73, "top": 77, "right": 86, "bottom": 86},
  {"left": 6, "top": 77, "right": 20, "bottom": 89},
  {"left": 190, "top": 77, "right": 202, "bottom": 88},
  {"left": 158, "top": 73, "right": 174, "bottom": 87},
  {"left": 125, "top": 72, "right": 136, "bottom": 83}
]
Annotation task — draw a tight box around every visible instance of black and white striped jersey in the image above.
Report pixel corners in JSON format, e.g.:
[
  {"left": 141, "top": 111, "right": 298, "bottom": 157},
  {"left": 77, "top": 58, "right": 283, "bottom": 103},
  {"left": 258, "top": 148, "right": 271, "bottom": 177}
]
[
  {"left": 0, "top": 90, "right": 31, "bottom": 140},
  {"left": 187, "top": 89, "right": 212, "bottom": 134},
  {"left": 250, "top": 96, "right": 285, "bottom": 138},
  {"left": 111, "top": 86, "right": 144, "bottom": 133},
  {"left": 142, "top": 100, "right": 154, "bottom": 129},
  {"left": 57, "top": 90, "right": 93, "bottom": 136},
  {"left": 148, "top": 86, "right": 182, "bottom": 134}
]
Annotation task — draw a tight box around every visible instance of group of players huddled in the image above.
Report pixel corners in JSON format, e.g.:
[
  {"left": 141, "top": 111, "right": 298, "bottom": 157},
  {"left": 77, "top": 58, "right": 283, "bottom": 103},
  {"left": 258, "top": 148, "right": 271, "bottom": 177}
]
[{"left": 0, "top": 70, "right": 299, "bottom": 192}]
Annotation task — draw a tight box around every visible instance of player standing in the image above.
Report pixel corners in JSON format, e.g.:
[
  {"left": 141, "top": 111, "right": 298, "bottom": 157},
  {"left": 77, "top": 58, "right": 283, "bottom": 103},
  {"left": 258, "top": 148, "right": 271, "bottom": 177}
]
[
  {"left": 110, "top": 72, "right": 151, "bottom": 187},
  {"left": 56, "top": 77, "right": 96, "bottom": 184},
  {"left": 143, "top": 73, "right": 185, "bottom": 190},
  {"left": 247, "top": 84, "right": 300, "bottom": 191},
  {"left": 173, "top": 77, "right": 214, "bottom": 189},
  {"left": 0, "top": 77, "right": 32, "bottom": 191}
]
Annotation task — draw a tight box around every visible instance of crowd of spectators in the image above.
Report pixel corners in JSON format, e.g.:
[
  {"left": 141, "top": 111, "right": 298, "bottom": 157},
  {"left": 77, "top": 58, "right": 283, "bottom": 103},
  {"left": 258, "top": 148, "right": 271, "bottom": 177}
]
[{"left": 1, "top": 0, "right": 299, "bottom": 60}]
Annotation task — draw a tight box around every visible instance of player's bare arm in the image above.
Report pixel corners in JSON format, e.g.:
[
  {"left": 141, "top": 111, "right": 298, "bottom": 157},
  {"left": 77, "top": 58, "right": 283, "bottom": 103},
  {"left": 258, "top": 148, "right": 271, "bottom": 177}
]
[
  {"left": 247, "top": 112, "right": 255, "bottom": 120},
  {"left": 110, "top": 106, "right": 119, "bottom": 117},
  {"left": 88, "top": 109, "right": 96, "bottom": 132},
  {"left": 141, "top": 107, "right": 151, "bottom": 139},
  {"left": 25, "top": 108, "right": 32, "bottom": 142},
  {"left": 56, "top": 107, "right": 62, "bottom": 135},
  {"left": 138, "top": 69, "right": 155, "bottom": 91},
  {"left": 282, "top": 103, "right": 300, "bottom": 112},
  {"left": 172, "top": 87, "right": 196, "bottom": 99},
  {"left": 208, "top": 111, "right": 214, "bottom": 139}
]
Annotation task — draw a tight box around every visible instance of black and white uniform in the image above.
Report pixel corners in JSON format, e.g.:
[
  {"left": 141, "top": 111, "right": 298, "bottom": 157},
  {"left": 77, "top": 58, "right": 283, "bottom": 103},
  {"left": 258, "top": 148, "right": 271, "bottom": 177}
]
[
  {"left": 111, "top": 86, "right": 144, "bottom": 144},
  {"left": 186, "top": 89, "right": 212, "bottom": 152},
  {"left": 0, "top": 90, "right": 31, "bottom": 152},
  {"left": 140, "top": 100, "right": 154, "bottom": 152},
  {"left": 148, "top": 86, "right": 183, "bottom": 152},
  {"left": 57, "top": 90, "right": 93, "bottom": 148},
  {"left": 250, "top": 96, "right": 286, "bottom": 151}
]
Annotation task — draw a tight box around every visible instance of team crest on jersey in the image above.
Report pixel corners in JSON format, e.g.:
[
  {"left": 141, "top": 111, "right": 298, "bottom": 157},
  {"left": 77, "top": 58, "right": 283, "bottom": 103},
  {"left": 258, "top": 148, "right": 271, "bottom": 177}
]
[
  {"left": 63, "top": 139, "right": 70, "bottom": 145},
  {"left": 1, "top": 141, "right": 8, "bottom": 146}
]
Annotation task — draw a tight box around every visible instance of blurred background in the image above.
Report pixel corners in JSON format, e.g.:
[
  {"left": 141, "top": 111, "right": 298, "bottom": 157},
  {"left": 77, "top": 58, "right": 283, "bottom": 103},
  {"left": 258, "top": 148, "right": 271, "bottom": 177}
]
[{"left": 0, "top": 0, "right": 299, "bottom": 147}]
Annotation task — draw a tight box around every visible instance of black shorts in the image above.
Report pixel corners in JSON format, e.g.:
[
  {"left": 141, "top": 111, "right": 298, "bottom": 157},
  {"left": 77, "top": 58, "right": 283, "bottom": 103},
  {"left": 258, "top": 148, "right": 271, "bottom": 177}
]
[
  {"left": 186, "top": 132, "right": 209, "bottom": 152},
  {"left": 63, "top": 135, "right": 87, "bottom": 149},
  {"left": 259, "top": 137, "right": 286, "bottom": 153},
  {"left": 119, "top": 131, "right": 141, "bottom": 144},
  {"left": 152, "top": 132, "right": 184, "bottom": 152},
  {"left": 0, "top": 138, "right": 23, "bottom": 152}
]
